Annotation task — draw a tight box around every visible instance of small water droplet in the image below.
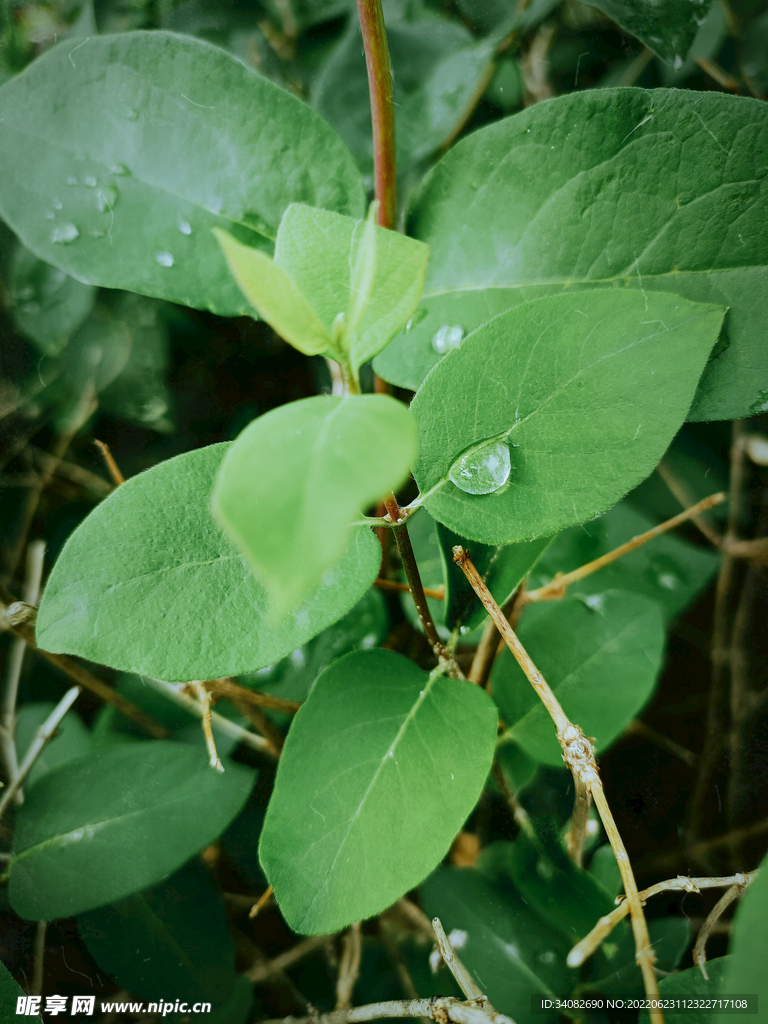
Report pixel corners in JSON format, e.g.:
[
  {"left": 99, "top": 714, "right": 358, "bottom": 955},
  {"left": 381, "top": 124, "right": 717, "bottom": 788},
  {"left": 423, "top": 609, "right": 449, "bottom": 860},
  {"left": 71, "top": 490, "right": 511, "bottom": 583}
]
[
  {"left": 658, "top": 573, "right": 679, "bottom": 590},
  {"left": 431, "top": 324, "right": 464, "bottom": 354},
  {"left": 95, "top": 185, "right": 118, "bottom": 212},
  {"left": 52, "top": 198, "right": 63, "bottom": 210},
  {"left": 177, "top": 217, "right": 192, "bottom": 235},
  {"left": 50, "top": 223, "right": 79, "bottom": 244},
  {"left": 449, "top": 437, "right": 511, "bottom": 495},
  {"left": 405, "top": 308, "right": 428, "bottom": 331},
  {"left": 66, "top": 176, "right": 78, "bottom": 186},
  {"left": 583, "top": 594, "right": 604, "bottom": 612},
  {"left": 208, "top": 196, "right": 223, "bottom": 215},
  {"left": 748, "top": 388, "right": 768, "bottom": 415},
  {"left": 154, "top": 250, "right": 174, "bottom": 267},
  {"left": 45, "top": 212, "right": 55, "bottom": 220},
  {"left": 110, "top": 163, "right": 130, "bottom": 176},
  {"left": 126, "top": 108, "right": 139, "bottom": 121},
  {"left": 83, "top": 174, "right": 97, "bottom": 188},
  {"left": 20, "top": 301, "right": 40, "bottom": 315}
]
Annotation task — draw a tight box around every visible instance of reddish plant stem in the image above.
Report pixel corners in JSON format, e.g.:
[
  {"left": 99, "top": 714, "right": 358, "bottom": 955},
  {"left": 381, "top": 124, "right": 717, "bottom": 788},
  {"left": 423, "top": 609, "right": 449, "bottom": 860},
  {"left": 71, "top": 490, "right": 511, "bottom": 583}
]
[{"left": 357, "top": 0, "right": 397, "bottom": 230}]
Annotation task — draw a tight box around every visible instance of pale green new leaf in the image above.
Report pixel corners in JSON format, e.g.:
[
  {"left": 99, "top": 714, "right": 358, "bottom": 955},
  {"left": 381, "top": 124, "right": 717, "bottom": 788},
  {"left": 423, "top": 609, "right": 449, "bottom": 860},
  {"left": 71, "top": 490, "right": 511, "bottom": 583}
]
[
  {"left": 36, "top": 444, "right": 381, "bottom": 680},
  {"left": 491, "top": 592, "right": 665, "bottom": 765},
  {"left": 212, "top": 394, "right": 416, "bottom": 617},
  {"left": 259, "top": 649, "right": 498, "bottom": 934},
  {"left": 411, "top": 290, "right": 723, "bottom": 544},
  {"left": 9, "top": 743, "right": 255, "bottom": 920},
  {"left": 0, "top": 32, "right": 364, "bottom": 316},
  {"left": 213, "top": 229, "right": 331, "bottom": 356},
  {"left": 405, "top": 88, "right": 768, "bottom": 420}
]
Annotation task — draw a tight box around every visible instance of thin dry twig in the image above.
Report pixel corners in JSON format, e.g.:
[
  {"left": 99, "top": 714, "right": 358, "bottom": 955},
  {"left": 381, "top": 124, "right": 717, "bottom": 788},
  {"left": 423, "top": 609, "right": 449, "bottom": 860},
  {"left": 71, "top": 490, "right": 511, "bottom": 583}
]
[
  {"left": 245, "top": 934, "right": 335, "bottom": 984},
  {"left": 249, "top": 884, "right": 274, "bottom": 919},
  {"left": 468, "top": 584, "right": 527, "bottom": 689},
  {"left": 336, "top": 922, "right": 363, "bottom": 1010},
  {"left": 526, "top": 492, "right": 726, "bottom": 604},
  {"left": 187, "top": 681, "right": 224, "bottom": 772},
  {"left": 204, "top": 676, "right": 301, "bottom": 714},
  {"left": 432, "top": 918, "right": 484, "bottom": 1001},
  {"left": 259, "top": 998, "right": 515, "bottom": 1024},
  {"left": 375, "top": 578, "right": 445, "bottom": 601},
  {"left": 0, "top": 685, "right": 81, "bottom": 821},
  {"left": 624, "top": 720, "right": 697, "bottom": 768},
  {"left": 566, "top": 775, "right": 591, "bottom": 868},
  {"left": 569, "top": 870, "right": 759, "bottom": 970},
  {"left": 453, "top": 547, "right": 663, "bottom": 1021},
  {"left": 693, "top": 873, "right": 756, "bottom": 979},
  {"left": 93, "top": 439, "right": 125, "bottom": 486},
  {"left": 1, "top": 540, "right": 45, "bottom": 803},
  {"left": 31, "top": 921, "right": 46, "bottom": 998},
  {"left": 0, "top": 605, "right": 168, "bottom": 739},
  {"left": 656, "top": 460, "right": 722, "bottom": 548}
]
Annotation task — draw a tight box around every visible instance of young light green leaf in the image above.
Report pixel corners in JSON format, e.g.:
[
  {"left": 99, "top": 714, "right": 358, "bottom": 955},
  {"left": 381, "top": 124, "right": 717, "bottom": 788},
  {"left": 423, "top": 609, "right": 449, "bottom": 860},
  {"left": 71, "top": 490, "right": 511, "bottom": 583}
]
[
  {"left": 491, "top": 592, "right": 665, "bottom": 765},
  {"left": 0, "top": 32, "right": 364, "bottom": 316},
  {"left": 213, "top": 229, "right": 332, "bottom": 356},
  {"left": 9, "top": 742, "right": 255, "bottom": 920},
  {"left": 212, "top": 394, "right": 417, "bottom": 617},
  {"left": 411, "top": 290, "right": 723, "bottom": 545},
  {"left": 407, "top": 88, "right": 768, "bottom": 420},
  {"left": 36, "top": 444, "right": 381, "bottom": 681},
  {"left": 77, "top": 860, "right": 242, "bottom": 1007},
  {"left": 582, "top": 0, "right": 713, "bottom": 66},
  {"left": 259, "top": 649, "right": 498, "bottom": 935}
]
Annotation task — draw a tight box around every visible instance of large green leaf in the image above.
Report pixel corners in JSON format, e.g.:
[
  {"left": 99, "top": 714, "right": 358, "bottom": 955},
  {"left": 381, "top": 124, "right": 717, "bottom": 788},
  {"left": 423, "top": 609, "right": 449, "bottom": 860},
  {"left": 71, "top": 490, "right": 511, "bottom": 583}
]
[
  {"left": 0, "top": 961, "right": 42, "bottom": 1024},
  {"left": 583, "top": 0, "right": 714, "bottom": 65},
  {"left": 216, "top": 204, "right": 428, "bottom": 370},
  {"left": 0, "top": 32, "right": 364, "bottom": 315},
  {"left": 404, "top": 88, "right": 768, "bottom": 420},
  {"left": 491, "top": 591, "right": 665, "bottom": 765},
  {"left": 639, "top": 958, "right": 731, "bottom": 1024},
  {"left": 7, "top": 244, "right": 96, "bottom": 357},
  {"left": 9, "top": 742, "right": 255, "bottom": 920},
  {"left": 420, "top": 866, "right": 575, "bottom": 1024},
  {"left": 529, "top": 499, "right": 720, "bottom": 622},
  {"left": 213, "top": 395, "right": 416, "bottom": 617},
  {"left": 15, "top": 701, "right": 91, "bottom": 789},
  {"left": 259, "top": 649, "right": 498, "bottom": 934},
  {"left": 312, "top": 16, "right": 493, "bottom": 175},
  {"left": 36, "top": 444, "right": 381, "bottom": 680},
  {"left": 410, "top": 290, "right": 723, "bottom": 544},
  {"left": 722, "top": 851, "right": 768, "bottom": 1020},
  {"left": 77, "top": 860, "right": 243, "bottom": 1007}
]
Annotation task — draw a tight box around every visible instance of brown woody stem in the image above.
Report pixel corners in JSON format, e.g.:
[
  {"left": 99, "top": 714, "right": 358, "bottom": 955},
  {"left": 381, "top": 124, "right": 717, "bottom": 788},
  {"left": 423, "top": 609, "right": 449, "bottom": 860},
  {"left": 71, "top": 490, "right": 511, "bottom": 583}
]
[{"left": 357, "top": 0, "right": 396, "bottom": 230}]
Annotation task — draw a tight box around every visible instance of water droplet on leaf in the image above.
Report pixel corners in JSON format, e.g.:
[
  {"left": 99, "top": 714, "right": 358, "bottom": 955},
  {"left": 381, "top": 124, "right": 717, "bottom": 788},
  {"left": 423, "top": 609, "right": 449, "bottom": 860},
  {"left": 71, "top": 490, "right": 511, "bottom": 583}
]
[
  {"left": 66, "top": 176, "right": 78, "bottom": 186},
  {"left": 432, "top": 324, "right": 464, "bottom": 354},
  {"left": 110, "top": 163, "right": 130, "bottom": 176},
  {"left": 52, "top": 198, "right": 62, "bottom": 210},
  {"left": 449, "top": 438, "right": 511, "bottom": 495},
  {"left": 50, "top": 223, "right": 79, "bottom": 244},
  {"left": 95, "top": 185, "right": 118, "bottom": 212},
  {"left": 83, "top": 175, "right": 97, "bottom": 188},
  {"left": 154, "top": 251, "right": 174, "bottom": 267},
  {"left": 126, "top": 108, "right": 139, "bottom": 121},
  {"left": 405, "top": 308, "right": 428, "bottom": 331},
  {"left": 177, "top": 218, "right": 192, "bottom": 235}
]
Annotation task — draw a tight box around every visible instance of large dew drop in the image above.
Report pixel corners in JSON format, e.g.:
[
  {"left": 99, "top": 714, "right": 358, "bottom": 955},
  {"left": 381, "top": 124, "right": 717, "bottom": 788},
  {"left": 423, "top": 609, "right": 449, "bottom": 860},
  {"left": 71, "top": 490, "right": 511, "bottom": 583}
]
[
  {"left": 50, "top": 223, "right": 79, "bottom": 245},
  {"left": 432, "top": 324, "right": 464, "bottom": 354},
  {"left": 449, "top": 437, "right": 511, "bottom": 495},
  {"left": 154, "top": 251, "right": 174, "bottom": 267}
]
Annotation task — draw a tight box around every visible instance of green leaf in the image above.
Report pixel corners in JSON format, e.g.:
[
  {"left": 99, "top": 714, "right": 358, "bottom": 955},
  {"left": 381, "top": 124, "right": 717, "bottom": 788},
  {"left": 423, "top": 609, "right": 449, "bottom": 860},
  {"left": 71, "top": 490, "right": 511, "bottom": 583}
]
[
  {"left": 411, "top": 290, "right": 723, "bottom": 545},
  {"left": 212, "top": 395, "right": 416, "bottom": 617},
  {"left": 435, "top": 521, "right": 552, "bottom": 633},
  {"left": 36, "top": 444, "right": 381, "bottom": 680},
  {"left": 658, "top": 1, "right": 729, "bottom": 86},
  {"left": 0, "top": 960, "right": 42, "bottom": 1024},
  {"left": 639, "top": 958, "right": 731, "bottom": 1024},
  {"left": 312, "top": 17, "right": 493, "bottom": 174},
  {"left": 0, "top": 32, "right": 364, "bottom": 316},
  {"left": 583, "top": 0, "right": 713, "bottom": 65},
  {"left": 420, "top": 866, "right": 574, "bottom": 1023},
  {"left": 15, "top": 702, "right": 91, "bottom": 789},
  {"left": 7, "top": 244, "right": 95, "bottom": 356},
  {"left": 406, "top": 88, "right": 768, "bottom": 420},
  {"left": 491, "top": 591, "right": 665, "bottom": 765},
  {"left": 243, "top": 589, "right": 388, "bottom": 714},
  {"left": 218, "top": 205, "right": 429, "bottom": 371},
  {"left": 8, "top": 742, "right": 255, "bottom": 920},
  {"left": 722, "top": 850, "right": 768, "bottom": 1017},
  {"left": 259, "top": 649, "right": 498, "bottom": 934},
  {"left": 529, "top": 499, "right": 720, "bottom": 622},
  {"left": 213, "top": 229, "right": 331, "bottom": 357},
  {"left": 77, "top": 859, "right": 242, "bottom": 1007}
]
